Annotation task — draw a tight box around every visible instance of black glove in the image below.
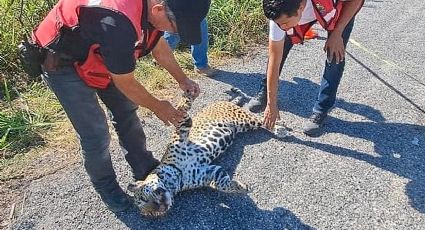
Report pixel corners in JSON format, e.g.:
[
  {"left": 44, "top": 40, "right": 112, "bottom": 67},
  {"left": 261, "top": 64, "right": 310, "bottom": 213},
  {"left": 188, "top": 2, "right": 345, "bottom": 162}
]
[{"left": 17, "top": 37, "right": 46, "bottom": 79}]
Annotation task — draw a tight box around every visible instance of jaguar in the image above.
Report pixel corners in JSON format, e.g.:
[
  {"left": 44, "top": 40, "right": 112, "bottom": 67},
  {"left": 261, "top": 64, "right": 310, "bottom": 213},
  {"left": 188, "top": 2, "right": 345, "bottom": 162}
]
[{"left": 128, "top": 90, "right": 289, "bottom": 217}]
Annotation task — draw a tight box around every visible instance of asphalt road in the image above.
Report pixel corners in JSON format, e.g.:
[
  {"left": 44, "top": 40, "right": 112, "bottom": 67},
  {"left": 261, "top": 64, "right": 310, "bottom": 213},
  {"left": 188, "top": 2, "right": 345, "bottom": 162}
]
[{"left": 11, "top": 0, "right": 425, "bottom": 229}]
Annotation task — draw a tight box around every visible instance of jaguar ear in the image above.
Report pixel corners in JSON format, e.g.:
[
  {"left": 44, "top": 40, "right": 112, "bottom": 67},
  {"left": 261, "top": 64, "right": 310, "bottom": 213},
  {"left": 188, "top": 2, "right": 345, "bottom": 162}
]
[{"left": 128, "top": 181, "right": 144, "bottom": 193}]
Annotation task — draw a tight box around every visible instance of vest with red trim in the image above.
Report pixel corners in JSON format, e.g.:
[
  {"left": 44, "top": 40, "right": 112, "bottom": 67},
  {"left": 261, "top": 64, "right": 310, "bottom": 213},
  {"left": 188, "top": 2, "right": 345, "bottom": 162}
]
[
  {"left": 286, "top": 0, "right": 343, "bottom": 44},
  {"left": 32, "top": 0, "right": 162, "bottom": 89}
]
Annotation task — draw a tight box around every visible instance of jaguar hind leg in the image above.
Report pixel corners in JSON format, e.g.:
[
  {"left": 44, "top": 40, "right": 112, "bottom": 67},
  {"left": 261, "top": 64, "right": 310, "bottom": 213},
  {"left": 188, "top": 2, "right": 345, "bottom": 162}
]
[
  {"left": 203, "top": 165, "right": 249, "bottom": 193},
  {"left": 227, "top": 180, "right": 249, "bottom": 193},
  {"left": 226, "top": 87, "right": 292, "bottom": 138}
]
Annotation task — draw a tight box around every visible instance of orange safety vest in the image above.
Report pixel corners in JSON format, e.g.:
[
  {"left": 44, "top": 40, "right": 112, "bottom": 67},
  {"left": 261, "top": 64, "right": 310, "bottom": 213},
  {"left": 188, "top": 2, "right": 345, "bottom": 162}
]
[
  {"left": 286, "top": 0, "right": 362, "bottom": 44},
  {"left": 32, "top": 0, "right": 162, "bottom": 89}
]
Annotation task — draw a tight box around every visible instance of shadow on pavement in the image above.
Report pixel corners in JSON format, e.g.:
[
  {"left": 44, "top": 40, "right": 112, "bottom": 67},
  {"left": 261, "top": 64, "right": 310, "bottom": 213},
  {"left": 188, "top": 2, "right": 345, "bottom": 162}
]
[
  {"left": 286, "top": 119, "right": 425, "bottom": 214},
  {"left": 212, "top": 70, "right": 385, "bottom": 121},
  {"left": 298, "top": 118, "right": 425, "bottom": 213},
  {"left": 212, "top": 70, "right": 425, "bottom": 213},
  {"left": 116, "top": 193, "right": 314, "bottom": 230},
  {"left": 115, "top": 129, "right": 315, "bottom": 229}
]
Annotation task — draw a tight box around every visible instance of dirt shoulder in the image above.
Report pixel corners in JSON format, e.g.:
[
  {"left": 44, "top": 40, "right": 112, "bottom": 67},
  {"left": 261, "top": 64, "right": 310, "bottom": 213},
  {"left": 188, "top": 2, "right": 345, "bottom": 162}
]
[{"left": 0, "top": 122, "right": 80, "bottom": 228}]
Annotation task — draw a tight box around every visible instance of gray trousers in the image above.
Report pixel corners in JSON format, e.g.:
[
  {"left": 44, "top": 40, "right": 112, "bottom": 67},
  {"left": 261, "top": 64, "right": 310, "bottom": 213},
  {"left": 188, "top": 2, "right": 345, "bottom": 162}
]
[{"left": 42, "top": 66, "right": 158, "bottom": 190}]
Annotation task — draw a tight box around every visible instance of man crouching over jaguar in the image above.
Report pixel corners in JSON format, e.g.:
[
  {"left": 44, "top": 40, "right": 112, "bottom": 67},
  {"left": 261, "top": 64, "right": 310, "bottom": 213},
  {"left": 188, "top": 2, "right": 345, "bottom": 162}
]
[{"left": 128, "top": 91, "right": 290, "bottom": 217}]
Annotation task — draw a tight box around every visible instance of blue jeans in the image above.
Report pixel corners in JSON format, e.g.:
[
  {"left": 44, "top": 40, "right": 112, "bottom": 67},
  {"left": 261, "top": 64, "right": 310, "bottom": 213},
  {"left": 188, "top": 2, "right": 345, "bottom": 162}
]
[
  {"left": 163, "top": 18, "right": 209, "bottom": 69},
  {"left": 42, "top": 67, "right": 158, "bottom": 190},
  {"left": 273, "top": 18, "right": 355, "bottom": 114}
]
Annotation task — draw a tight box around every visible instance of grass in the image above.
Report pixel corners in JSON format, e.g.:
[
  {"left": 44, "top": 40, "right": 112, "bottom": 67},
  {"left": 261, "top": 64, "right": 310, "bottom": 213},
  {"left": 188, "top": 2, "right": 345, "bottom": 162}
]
[
  {"left": 0, "top": 80, "right": 62, "bottom": 156},
  {"left": 208, "top": 0, "right": 267, "bottom": 55},
  {"left": 135, "top": 52, "right": 195, "bottom": 90}
]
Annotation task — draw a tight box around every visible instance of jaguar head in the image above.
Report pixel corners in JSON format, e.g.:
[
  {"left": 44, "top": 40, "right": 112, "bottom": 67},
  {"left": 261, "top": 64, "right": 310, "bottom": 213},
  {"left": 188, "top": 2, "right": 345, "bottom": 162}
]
[{"left": 128, "top": 174, "right": 173, "bottom": 217}]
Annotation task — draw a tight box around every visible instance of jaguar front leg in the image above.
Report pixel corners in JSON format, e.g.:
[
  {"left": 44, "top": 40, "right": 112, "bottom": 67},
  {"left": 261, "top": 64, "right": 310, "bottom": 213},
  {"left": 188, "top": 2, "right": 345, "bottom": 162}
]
[{"left": 173, "top": 92, "right": 195, "bottom": 141}]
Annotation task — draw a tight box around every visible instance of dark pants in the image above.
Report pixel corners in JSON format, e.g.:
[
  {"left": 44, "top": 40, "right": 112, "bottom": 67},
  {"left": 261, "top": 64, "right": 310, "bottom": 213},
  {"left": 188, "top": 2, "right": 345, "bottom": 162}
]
[
  {"left": 267, "top": 18, "right": 355, "bottom": 114},
  {"left": 42, "top": 66, "right": 158, "bottom": 190}
]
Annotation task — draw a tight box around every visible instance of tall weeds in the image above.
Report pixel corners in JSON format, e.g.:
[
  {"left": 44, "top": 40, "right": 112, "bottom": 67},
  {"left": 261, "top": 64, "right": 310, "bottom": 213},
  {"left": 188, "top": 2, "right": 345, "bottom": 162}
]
[
  {"left": 0, "top": 79, "right": 61, "bottom": 156},
  {"left": 208, "top": 0, "right": 267, "bottom": 55}
]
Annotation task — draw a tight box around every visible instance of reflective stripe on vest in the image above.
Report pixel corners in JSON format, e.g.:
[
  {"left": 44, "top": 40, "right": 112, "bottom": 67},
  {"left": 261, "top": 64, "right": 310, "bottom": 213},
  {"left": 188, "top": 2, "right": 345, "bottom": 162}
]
[
  {"left": 287, "top": 0, "right": 342, "bottom": 44},
  {"left": 287, "top": 0, "right": 364, "bottom": 44}
]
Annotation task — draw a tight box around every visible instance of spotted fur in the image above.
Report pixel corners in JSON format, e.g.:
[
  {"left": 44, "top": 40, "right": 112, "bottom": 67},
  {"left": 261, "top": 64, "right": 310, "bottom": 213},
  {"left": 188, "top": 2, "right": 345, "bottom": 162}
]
[{"left": 128, "top": 92, "right": 288, "bottom": 217}]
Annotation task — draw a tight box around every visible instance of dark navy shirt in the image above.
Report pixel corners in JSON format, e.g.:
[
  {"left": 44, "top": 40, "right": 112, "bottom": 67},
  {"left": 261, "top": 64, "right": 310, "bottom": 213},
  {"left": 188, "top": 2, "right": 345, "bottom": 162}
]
[{"left": 53, "top": 7, "right": 139, "bottom": 74}]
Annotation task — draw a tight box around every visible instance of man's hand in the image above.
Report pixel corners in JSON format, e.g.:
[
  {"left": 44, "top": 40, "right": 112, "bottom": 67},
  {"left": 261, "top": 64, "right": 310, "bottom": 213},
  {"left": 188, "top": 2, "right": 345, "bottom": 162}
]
[
  {"left": 152, "top": 100, "right": 186, "bottom": 127},
  {"left": 323, "top": 0, "right": 363, "bottom": 64},
  {"left": 152, "top": 38, "right": 200, "bottom": 98},
  {"left": 324, "top": 30, "right": 345, "bottom": 64},
  {"left": 263, "top": 104, "right": 280, "bottom": 130},
  {"left": 111, "top": 72, "right": 185, "bottom": 127},
  {"left": 179, "top": 78, "right": 200, "bottom": 98}
]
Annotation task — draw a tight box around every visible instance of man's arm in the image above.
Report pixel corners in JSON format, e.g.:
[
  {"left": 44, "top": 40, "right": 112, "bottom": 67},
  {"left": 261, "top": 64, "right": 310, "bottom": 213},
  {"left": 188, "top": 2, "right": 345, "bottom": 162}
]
[
  {"left": 263, "top": 38, "right": 285, "bottom": 130},
  {"left": 325, "top": 0, "right": 363, "bottom": 63},
  {"left": 111, "top": 72, "right": 185, "bottom": 127},
  {"left": 266, "top": 39, "right": 285, "bottom": 108},
  {"left": 334, "top": 0, "right": 364, "bottom": 34},
  {"left": 151, "top": 37, "right": 200, "bottom": 97},
  {"left": 88, "top": 11, "right": 187, "bottom": 126}
]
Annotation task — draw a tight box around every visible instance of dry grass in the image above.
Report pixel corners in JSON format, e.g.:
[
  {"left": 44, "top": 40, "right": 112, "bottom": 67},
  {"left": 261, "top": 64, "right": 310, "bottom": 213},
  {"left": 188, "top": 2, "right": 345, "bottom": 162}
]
[{"left": 0, "top": 120, "right": 79, "bottom": 228}]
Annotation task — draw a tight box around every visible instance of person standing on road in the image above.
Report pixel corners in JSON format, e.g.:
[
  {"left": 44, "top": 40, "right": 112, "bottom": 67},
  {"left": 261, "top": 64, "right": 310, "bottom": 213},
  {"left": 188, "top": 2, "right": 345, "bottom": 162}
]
[
  {"left": 163, "top": 18, "right": 217, "bottom": 77},
  {"left": 246, "top": 0, "right": 363, "bottom": 136},
  {"left": 29, "top": 0, "right": 210, "bottom": 212}
]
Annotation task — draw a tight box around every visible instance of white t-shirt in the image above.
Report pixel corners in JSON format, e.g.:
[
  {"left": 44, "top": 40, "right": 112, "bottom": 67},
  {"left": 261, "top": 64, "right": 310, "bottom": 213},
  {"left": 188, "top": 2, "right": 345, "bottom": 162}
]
[{"left": 269, "top": 0, "right": 316, "bottom": 41}]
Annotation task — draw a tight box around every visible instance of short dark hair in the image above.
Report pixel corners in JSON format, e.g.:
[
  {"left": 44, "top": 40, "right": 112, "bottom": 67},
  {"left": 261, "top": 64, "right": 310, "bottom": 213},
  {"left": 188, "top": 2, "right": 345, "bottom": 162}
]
[{"left": 262, "top": 0, "right": 303, "bottom": 20}]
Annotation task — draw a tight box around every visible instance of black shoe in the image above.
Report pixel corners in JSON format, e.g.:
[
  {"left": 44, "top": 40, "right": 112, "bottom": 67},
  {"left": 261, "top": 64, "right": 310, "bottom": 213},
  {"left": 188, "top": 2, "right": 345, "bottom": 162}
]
[
  {"left": 97, "top": 183, "right": 132, "bottom": 212},
  {"left": 303, "top": 112, "right": 328, "bottom": 136},
  {"left": 245, "top": 83, "right": 267, "bottom": 113}
]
